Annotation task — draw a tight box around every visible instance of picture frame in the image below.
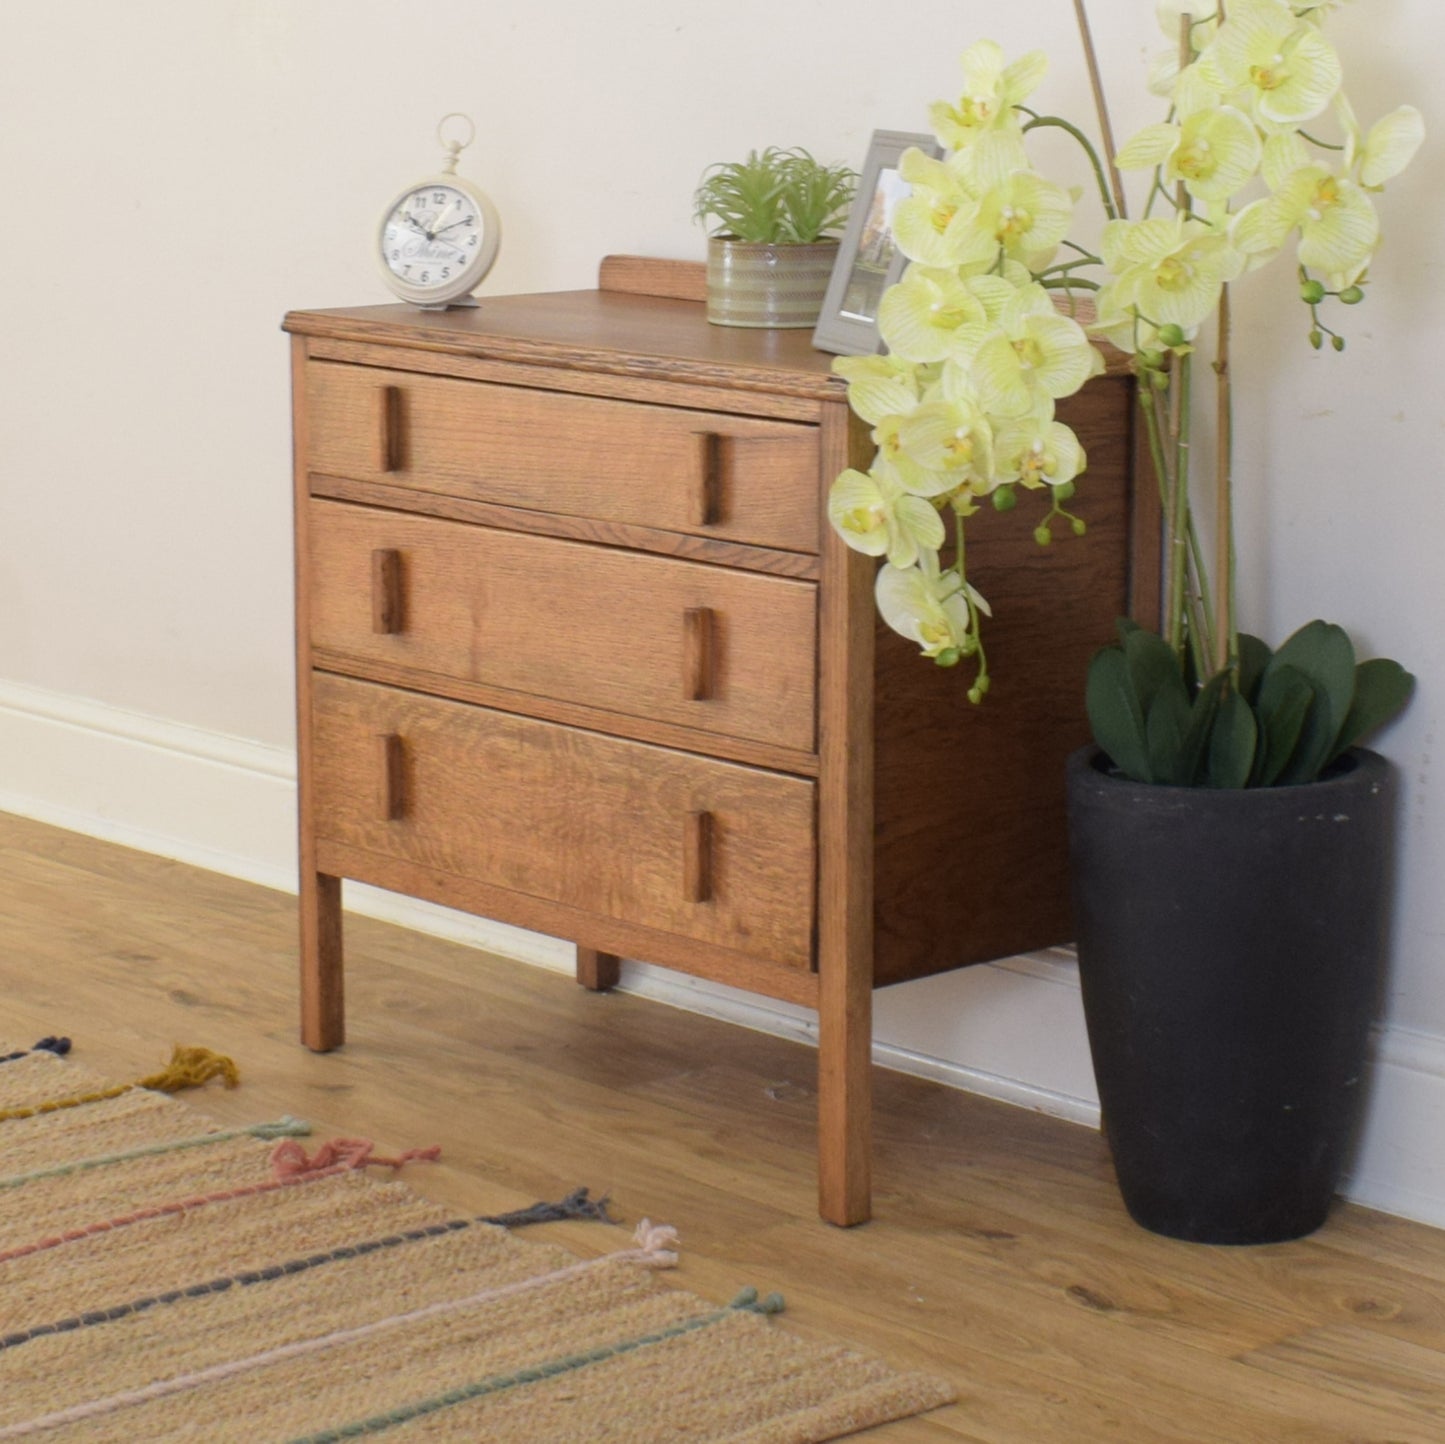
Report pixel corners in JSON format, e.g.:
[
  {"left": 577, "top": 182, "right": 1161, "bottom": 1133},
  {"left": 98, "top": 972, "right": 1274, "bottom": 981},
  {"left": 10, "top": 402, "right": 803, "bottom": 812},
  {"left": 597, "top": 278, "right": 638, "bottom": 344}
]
[{"left": 811, "top": 129, "right": 940, "bottom": 357}]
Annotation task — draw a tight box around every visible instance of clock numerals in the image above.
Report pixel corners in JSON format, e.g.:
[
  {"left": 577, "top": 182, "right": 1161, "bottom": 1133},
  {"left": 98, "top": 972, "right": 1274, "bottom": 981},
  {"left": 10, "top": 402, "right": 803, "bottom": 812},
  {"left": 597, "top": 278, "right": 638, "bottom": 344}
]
[{"left": 380, "top": 177, "right": 497, "bottom": 301}]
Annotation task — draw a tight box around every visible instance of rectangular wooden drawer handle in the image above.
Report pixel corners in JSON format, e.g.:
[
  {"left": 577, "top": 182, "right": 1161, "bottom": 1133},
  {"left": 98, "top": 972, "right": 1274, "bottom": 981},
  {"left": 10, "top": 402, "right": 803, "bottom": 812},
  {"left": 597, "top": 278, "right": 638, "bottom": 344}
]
[
  {"left": 684, "top": 809, "right": 713, "bottom": 904},
  {"left": 371, "top": 548, "right": 404, "bottom": 634},
  {"left": 690, "top": 431, "right": 723, "bottom": 527},
  {"left": 682, "top": 607, "right": 715, "bottom": 701},
  {"left": 377, "top": 733, "right": 406, "bottom": 821},
  {"left": 375, "top": 384, "right": 404, "bottom": 473}
]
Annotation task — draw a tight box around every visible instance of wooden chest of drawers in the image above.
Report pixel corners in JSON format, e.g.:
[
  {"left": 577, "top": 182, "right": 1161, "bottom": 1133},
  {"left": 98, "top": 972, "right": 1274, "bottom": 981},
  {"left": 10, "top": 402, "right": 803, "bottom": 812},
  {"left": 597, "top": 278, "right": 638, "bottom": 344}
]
[{"left": 285, "top": 258, "right": 1153, "bottom": 1225}]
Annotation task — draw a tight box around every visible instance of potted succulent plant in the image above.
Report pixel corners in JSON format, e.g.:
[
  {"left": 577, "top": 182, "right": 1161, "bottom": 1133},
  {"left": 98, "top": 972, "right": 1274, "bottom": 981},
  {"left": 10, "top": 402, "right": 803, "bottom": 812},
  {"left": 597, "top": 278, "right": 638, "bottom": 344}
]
[
  {"left": 824, "top": 4, "right": 1423, "bottom": 1242},
  {"left": 692, "top": 145, "right": 856, "bottom": 328}
]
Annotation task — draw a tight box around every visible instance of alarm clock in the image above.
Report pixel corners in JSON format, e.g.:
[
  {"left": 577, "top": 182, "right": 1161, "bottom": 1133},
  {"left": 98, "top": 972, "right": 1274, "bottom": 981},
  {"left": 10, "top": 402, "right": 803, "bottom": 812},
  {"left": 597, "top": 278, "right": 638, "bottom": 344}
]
[{"left": 376, "top": 113, "right": 500, "bottom": 308}]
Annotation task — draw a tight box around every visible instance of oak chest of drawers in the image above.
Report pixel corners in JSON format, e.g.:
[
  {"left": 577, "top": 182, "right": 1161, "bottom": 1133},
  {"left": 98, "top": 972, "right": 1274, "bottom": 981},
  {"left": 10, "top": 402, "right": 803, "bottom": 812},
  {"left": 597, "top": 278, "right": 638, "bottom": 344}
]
[{"left": 285, "top": 257, "right": 1151, "bottom": 1225}]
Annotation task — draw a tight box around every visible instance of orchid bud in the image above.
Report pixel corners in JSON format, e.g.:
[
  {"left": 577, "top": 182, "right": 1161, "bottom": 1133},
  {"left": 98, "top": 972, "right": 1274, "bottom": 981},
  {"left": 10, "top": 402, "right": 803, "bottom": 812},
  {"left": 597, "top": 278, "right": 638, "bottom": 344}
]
[
  {"left": 1309, "top": 330, "right": 1324, "bottom": 350},
  {"left": 1300, "top": 279, "right": 1325, "bottom": 304},
  {"left": 1033, "top": 524, "right": 1052, "bottom": 546},
  {"left": 966, "top": 686, "right": 983, "bottom": 705},
  {"left": 1339, "top": 286, "right": 1364, "bottom": 305},
  {"left": 1332, "top": 334, "right": 1346, "bottom": 352},
  {"left": 992, "top": 486, "right": 1017, "bottom": 512},
  {"left": 1071, "top": 517, "right": 1087, "bottom": 536},
  {"left": 1157, "top": 324, "right": 1186, "bottom": 348},
  {"left": 1054, "top": 480, "right": 1076, "bottom": 500},
  {"left": 935, "top": 647, "right": 961, "bottom": 668}
]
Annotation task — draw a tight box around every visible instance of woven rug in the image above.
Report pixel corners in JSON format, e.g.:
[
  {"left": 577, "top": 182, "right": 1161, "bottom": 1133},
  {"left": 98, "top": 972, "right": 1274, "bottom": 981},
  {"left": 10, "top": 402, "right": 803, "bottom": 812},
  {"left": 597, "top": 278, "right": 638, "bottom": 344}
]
[{"left": 0, "top": 1038, "right": 954, "bottom": 1442}]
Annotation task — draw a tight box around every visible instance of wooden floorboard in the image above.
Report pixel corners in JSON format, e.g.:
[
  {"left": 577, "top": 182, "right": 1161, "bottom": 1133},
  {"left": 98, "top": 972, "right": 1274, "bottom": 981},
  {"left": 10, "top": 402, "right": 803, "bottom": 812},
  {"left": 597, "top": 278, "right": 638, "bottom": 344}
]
[{"left": 1, "top": 808, "right": 1443, "bottom": 1441}]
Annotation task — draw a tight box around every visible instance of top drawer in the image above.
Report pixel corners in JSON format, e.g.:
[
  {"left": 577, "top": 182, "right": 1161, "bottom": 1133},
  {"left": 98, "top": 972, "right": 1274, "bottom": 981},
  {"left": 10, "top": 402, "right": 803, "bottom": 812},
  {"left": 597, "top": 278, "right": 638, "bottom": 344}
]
[{"left": 303, "top": 361, "right": 821, "bottom": 554}]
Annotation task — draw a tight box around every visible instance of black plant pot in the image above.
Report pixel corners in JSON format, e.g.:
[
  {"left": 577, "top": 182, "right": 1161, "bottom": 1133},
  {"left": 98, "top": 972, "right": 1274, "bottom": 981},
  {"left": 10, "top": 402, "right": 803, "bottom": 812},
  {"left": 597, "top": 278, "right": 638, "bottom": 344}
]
[{"left": 1066, "top": 746, "right": 1395, "bottom": 1244}]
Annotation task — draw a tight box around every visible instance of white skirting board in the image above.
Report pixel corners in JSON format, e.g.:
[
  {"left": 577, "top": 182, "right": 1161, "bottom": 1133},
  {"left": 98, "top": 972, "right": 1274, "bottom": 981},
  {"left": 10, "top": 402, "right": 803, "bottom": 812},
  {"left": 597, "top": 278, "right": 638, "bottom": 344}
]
[{"left": 2, "top": 675, "right": 1442, "bottom": 1229}]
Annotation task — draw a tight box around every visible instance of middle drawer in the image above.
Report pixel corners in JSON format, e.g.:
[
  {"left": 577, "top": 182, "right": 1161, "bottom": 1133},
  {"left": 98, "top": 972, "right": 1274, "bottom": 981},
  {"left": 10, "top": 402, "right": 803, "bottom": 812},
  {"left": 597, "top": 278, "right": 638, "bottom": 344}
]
[{"left": 307, "top": 499, "right": 818, "bottom": 753}]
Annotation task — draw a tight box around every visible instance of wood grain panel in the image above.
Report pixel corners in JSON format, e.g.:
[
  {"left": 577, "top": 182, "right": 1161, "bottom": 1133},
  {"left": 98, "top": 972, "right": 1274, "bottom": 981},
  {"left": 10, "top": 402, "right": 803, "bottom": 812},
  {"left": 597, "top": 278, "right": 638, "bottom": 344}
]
[
  {"left": 815, "top": 399, "right": 878, "bottom": 1226},
  {"left": 302, "top": 338, "right": 824, "bottom": 423},
  {"left": 304, "top": 360, "right": 820, "bottom": 553},
  {"left": 310, "top": 475, "right": 821, "bottom": 579},
  {"left": 310, "top": 674, "right": 817, "bottom": 970},
  {"left": 871, "top": 374, "right": 1135, "bottom": 986},
  {"left": 307, "top": 499, "right": 817, "bottom": 753},
  {"left": 290, "top": 335, "right": 345, "bottom": 1052}
]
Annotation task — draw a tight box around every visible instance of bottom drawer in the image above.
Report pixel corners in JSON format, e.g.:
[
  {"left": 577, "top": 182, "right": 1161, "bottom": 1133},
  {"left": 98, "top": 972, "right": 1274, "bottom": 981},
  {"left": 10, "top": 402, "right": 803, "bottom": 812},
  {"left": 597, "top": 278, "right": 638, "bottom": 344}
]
[{"left": 310, "top": 674, "right": 817, "bottom": 970}]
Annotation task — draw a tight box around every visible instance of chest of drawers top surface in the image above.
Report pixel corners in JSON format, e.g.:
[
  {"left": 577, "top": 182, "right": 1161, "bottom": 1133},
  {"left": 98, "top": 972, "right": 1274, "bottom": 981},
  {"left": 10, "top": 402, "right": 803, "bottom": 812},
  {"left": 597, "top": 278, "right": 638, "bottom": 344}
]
[{"left": 283, "top": 289, "right": 847, "bottom": 402}]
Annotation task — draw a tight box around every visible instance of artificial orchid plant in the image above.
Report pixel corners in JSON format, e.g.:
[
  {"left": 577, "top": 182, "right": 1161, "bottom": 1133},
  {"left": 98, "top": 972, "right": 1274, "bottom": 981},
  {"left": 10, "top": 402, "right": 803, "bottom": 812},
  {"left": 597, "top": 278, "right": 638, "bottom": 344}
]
[{"left": 827, "top": 0, "right": 1423, "bottom": 785}]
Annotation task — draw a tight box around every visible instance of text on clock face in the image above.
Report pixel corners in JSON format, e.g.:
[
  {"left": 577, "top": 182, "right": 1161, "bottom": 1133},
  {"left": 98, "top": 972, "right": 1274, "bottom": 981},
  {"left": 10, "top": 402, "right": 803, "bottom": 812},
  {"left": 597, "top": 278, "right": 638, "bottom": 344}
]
[{"left": 383, "top": 186, "right": 481, "bottom": 284}]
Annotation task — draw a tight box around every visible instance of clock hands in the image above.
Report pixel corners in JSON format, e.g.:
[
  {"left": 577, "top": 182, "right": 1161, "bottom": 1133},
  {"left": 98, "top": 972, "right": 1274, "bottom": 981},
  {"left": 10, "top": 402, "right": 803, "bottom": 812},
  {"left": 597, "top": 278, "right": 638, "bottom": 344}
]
[{"left": 430, "top": 199, "right": 461, "bottom": 236}]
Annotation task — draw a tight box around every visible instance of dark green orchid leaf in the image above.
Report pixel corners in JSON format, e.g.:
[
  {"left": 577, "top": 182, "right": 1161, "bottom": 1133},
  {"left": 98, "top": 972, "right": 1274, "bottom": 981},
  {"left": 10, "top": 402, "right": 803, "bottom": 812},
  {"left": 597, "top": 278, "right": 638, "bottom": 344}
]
[
  {"left": 1178, "top": 670, "right": 1229, "bottom": 787},
  {"left": 1124, "top": 625, "right": 1188, "bottom": 713},
  {"left": 1329, "top": 657, "right": 1416, "bottom": 763},
  {"left": 1086, "top": 646, "right": 1150, "bottom": 782},
  {"left": 1235, "top": 633, "right": 1273, "bottom": 704},
  {"left": 1252, "top": 663, "right": 1315, "bottom": 786},
  {"left": 1267, "top": 622, "right": 1357, "bottom": 785},
  {"left": 1207, "top": 687, "right": 1258, "bottom": 789},
  {"left": 1145, "top": 683, "right": 1192, "bottom": 785}
]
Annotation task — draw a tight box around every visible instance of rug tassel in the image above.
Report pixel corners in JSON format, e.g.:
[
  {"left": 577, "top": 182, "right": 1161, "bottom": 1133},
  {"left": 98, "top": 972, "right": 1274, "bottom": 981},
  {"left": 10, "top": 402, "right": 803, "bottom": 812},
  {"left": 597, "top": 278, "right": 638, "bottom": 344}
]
[
  {"left": 479, "top": 1186, "right": 614, "bottom": 1229},
  {"left": 729, "top": 1286, "right": 785, "bottom": 1315},
  {"left": 248, "top": 1116, "right": 312, "bottom": 1140},
  {"left": 136, "top": 1046, "right": 239, "bottom": 1094},
  {"left": 631, "top": 1219, "right": 679, "bottom": 1269},
  {"left": 269, "top": 1137, "right": 440, "bottom": 1180}
]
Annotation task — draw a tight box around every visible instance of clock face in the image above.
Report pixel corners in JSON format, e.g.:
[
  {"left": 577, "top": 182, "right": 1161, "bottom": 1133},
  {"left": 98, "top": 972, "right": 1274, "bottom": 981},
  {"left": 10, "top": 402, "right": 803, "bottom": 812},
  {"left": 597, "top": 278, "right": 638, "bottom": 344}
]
[{"left": 381, "top": 182, "right": 488, "bottom": 294}]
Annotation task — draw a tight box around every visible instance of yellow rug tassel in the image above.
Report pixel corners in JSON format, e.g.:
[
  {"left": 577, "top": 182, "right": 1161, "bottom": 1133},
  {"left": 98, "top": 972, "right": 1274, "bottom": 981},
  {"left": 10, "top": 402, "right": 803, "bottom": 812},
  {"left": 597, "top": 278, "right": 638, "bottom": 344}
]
[{"left": 136, "top": 1045, "right": 240, "bottom": 1093}]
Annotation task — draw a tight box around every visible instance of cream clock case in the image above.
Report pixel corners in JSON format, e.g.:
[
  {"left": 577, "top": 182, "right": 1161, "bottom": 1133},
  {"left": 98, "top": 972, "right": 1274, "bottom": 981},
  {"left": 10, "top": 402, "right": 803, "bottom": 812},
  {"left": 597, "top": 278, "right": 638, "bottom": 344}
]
[{"left": 377, "top": 113, "right": 500, "bottom": 308}]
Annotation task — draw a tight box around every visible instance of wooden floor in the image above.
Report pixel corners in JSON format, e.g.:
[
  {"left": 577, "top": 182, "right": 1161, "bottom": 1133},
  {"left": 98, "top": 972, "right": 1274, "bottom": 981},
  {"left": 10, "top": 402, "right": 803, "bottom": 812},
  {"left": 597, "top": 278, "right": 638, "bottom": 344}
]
[{"left": 2, "top": 810, "right": 1443, "bottom": 1442}]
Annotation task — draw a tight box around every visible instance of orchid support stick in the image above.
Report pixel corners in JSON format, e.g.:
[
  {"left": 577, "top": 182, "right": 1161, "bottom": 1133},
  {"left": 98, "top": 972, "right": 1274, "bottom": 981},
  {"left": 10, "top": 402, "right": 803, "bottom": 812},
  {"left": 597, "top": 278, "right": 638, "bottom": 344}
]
[
  {"left": 1071, "top": 0, "right": 1127, "bottom": 220},
  {"left": 1215, "top": 282, "right": 1235, "bottom": 680}
]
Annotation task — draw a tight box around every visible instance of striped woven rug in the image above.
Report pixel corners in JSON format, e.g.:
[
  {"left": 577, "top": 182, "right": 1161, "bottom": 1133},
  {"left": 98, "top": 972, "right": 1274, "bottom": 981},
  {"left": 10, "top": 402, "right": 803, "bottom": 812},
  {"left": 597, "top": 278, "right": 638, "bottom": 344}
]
[{"left": 0, "top": 1038, "right": 954, "bottom": 1442}]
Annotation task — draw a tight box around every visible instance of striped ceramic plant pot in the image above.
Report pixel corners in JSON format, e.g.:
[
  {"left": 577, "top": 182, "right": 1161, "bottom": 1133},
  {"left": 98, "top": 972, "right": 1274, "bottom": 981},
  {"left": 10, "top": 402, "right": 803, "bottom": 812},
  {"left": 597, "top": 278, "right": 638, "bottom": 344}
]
[{"left": 705, "top": 237, "right": 838, "bottom": 328}]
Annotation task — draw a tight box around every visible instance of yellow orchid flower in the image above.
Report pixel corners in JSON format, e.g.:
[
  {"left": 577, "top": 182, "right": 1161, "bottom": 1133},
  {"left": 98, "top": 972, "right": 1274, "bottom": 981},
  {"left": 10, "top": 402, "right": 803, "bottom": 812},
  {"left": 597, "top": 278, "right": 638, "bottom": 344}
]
[
  {"left": 929, "top": 41, "right": 1047, "bottom": 152},
  {"left": 871, "top": 414, "right": 954, "bottom": 498},
  {"left": 896, "top": 396, "right": 996, "bottom": 494},
  {"left": 827, "top": 467, "right": 946, "bottom": 570},
  {"left": 1101, "top": 216, "right": 1245, "bottom": 331},
  {"left": 874, "top": 557, "right": 982, "bottom": 662},
  {"left": 1261, "top": 129, "right": 1311, "bottom": 192},
  {"left": 878, "top": 265, "right": 990, "bottom": 363},
  {"left": 831, "top": 353, "right": 922, "bottom": 426},
  {"left": 992, "top": 417, "right": 1085, "bottom": 491},
  {"left": 891, "top": 149, "right": 985, "bottom": 268},
  {"left": 1115, "top": 106, "right": 1263, "bottom": 204},
  {"left": 1232, "top": 165, "right": 1378, "bottom": 286},
  {"left": 1357, "top": 106, "right": 1425, "bottom": 189},
  {"left": 955, "top": 290, "right": 1104, "bottom": 419},
  {"left": 1196, "top": 0, "right": 1342, "bottom": 128},
  {"left": 968, "top": 171, "right": 1076, "bottom": 269}
]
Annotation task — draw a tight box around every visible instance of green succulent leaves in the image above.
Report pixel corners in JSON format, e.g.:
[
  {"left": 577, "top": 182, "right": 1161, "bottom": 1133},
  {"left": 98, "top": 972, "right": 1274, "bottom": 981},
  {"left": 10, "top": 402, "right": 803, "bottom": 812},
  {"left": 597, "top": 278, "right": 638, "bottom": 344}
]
[
  {"left": 1087, "top": 620, "right": 1413, "bottom": 789},
  {"left": 692, "top": 147, "right": 857, "bottom": 245}
]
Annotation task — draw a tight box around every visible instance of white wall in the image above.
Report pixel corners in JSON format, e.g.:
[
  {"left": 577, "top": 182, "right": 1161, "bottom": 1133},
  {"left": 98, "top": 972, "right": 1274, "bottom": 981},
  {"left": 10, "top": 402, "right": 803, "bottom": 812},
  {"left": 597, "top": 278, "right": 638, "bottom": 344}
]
[{"left": 3, "top": 1, "right": 1443, "bottom": 1225}]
